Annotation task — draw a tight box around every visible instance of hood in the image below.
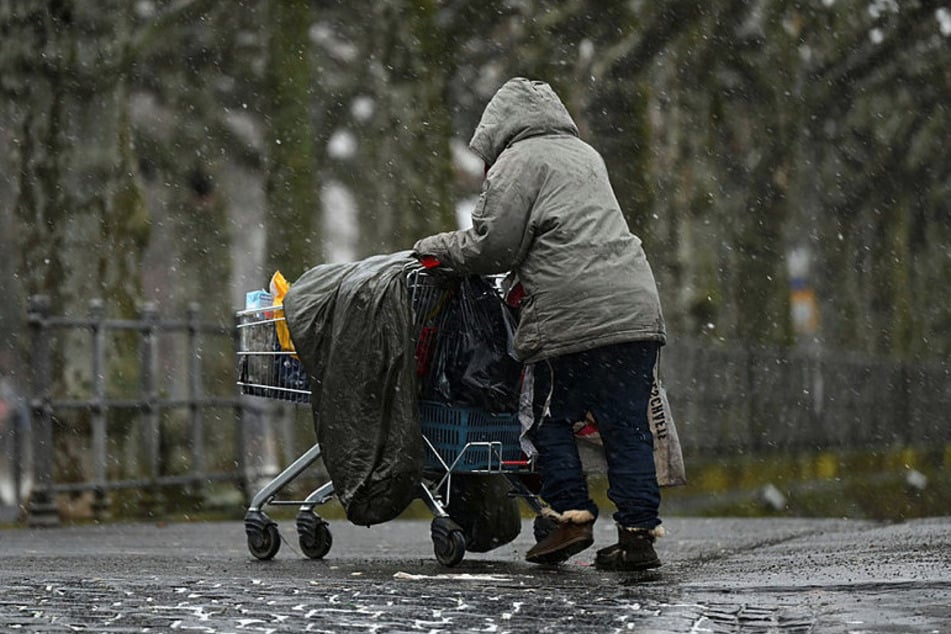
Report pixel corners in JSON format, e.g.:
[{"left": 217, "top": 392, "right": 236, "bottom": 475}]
[{"left": 468, "top": 78, "right": 579, "bottom": 166}]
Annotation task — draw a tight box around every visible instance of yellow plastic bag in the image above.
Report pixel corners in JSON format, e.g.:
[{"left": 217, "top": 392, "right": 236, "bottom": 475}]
[{"left": 269, "top": 271, "right": 295, "bottom": 353}]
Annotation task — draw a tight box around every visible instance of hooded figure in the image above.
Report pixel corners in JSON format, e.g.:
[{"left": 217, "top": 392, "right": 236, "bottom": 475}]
[
  {"left": 414, "top": 78, "right": 668, "bottom": 571},
  {"left": 414, "top": 78, "right": 665, "bottom": 364}
]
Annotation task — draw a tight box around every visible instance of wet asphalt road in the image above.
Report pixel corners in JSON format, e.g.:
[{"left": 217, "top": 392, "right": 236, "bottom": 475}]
[{"left": 1, "top": 516, "right": 949, "bottom": 633}]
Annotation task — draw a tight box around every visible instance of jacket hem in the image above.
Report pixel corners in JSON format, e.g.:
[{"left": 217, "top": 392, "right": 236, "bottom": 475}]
[{"left": 518, "top": 331, "right": 667, "bottom": 364}]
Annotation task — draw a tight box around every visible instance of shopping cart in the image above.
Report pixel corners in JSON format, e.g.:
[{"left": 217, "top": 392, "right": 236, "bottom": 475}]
[{"left": 236, "top": 265, "right": 545, "bottom": 566}]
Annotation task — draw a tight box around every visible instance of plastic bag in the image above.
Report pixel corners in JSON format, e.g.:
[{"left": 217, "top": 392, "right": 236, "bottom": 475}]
[
  {"left": 567, "top": 370, "right": 687, "bottom": 487},
  {"left": 269, "top": 271, "right": 294, "bottom": 352},
  {"left": 424, "top": 276, "right": 522, "bottom": 412},
  {"left": 646, "top": 371, "right": 687, "bottom": 486},
  {"left": 446, "top": 474, "right": 522, "bottom": 552}
]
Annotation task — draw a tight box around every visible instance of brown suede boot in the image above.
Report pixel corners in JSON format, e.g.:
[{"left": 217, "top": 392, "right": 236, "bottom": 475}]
[
  {"left": 594, "top": 525, "right": 663, "bottom": 571},
  {"left": 525, "top": 510, "right": 595, "bottom": 565}
]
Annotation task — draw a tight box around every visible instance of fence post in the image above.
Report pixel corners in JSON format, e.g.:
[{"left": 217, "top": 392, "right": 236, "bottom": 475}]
[
  {"left": 11, "top": 401, "right": 21, "bottom": 510},
  {"left": 896, "top": 359, "right": 911, "bottom": 446},
  {"left": 233, "top": 315, "right": 250, "bottom": 498},
  {"left": 743, "top": 344, "right": 758, "bottom": 453},
  {"left": 89, "top": 299, "right": 109, "bottom": 519},
  {"left": 186, "top": 302, "right": 205, "bottom": 502},
  {"left": 27, "top": 295, "right": 59, "bottom": 527},
  {"left": 808, "top": 346, "right": 825, "bottom": 448},
  {"left": 140, "top": 301, "right": 161, "bottom": 516}
]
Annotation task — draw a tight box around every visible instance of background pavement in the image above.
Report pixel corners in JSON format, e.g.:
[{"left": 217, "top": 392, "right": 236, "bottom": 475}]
[{"left": 1, "top": 515, "right": 949, "bottom": 632}]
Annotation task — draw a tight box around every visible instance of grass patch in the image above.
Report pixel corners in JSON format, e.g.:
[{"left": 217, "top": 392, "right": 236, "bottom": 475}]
[
  {"left": 15, "top": 445, "right": 950, "bottom": 526},
  {"left": 642, "top": 445, "right": 951, "bottom": 520}
]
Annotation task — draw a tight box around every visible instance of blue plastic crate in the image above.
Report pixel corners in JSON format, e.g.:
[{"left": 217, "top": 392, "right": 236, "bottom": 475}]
[{"left": 419, "top": 400, "right": 523, "bottom": 472}]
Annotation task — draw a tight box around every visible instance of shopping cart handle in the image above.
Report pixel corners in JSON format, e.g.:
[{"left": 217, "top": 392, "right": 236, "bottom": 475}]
[
  {"left": 418, "top": 256, "right": 442, "bottom": 269},
  {"left": 502, "top": 459, "right": 531, "bottom": 467}
]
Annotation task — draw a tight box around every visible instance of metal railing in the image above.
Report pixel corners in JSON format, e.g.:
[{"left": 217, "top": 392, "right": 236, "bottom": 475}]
[
  {"left": 23, "top": 295, "right": 270, "bottom": 526},
  {"left": 13, "top": 295, "right": 951, "bottom": 526},
  {"left": 662, "top": 339, "right": 951, "bottom": 454}
]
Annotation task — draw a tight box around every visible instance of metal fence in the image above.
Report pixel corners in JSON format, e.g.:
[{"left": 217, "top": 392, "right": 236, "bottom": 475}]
[
  {"left": 20, "top": 295, "right": 287, "bottom": 527},
  {"left": 662, "top": 339, "right": 951, "bottom": 455},
  {"left": 11, "top": 296, "right": 951, "bottom": 526}
]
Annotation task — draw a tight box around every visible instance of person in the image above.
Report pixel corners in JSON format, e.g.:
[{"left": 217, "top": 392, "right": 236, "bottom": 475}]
[{"left": 413, "top": 77, "right": 667, "bottom": 571}]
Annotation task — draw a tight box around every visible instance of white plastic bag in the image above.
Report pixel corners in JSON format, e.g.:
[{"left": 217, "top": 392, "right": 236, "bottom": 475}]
[
  {"left": 647, "top": 370, "right": 687, "bottom": 487},
  {"left": 519, "top": 361, "right": 687, "bottom": 487}
]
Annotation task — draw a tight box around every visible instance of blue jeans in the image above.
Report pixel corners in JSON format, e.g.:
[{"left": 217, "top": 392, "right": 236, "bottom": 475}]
[{"left": 528, "top": 341, "right": 661, "bottom": 529}]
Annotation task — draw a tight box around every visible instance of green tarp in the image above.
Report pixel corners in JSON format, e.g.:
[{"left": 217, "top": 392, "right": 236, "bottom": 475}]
[{"left": 283, "top": 251, "right": 521, "bottom": 550}]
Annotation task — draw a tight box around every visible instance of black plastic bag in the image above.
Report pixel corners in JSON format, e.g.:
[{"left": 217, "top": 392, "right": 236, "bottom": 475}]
[
  {"left": 424, "top": 276, "right": 522, "bottom": 412},
  {"left": 272, "top": 338, "right": 310, "bottom": 404},
  {"left": 237, "top": 327, "right": 309, "bottom": 402},
  {"left": 446, "top": 474, "right": 522, "bottom": 552}
]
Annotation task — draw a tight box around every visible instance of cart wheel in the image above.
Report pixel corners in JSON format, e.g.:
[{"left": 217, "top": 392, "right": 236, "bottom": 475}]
[
  {"left": 533, "top": 514, "right": 557, "bottom": 543},
  {"left": 297, "top": 513, "right": 332, "bottom": 560},
  {"left": 248, "top": 522, "right": 281, "bottom": 560},
  {"left": 431, "top": 517, "right": 466, "bottom": 567},
  {"left": 434, "top": 530, "right": 467, "bottom": 567}
]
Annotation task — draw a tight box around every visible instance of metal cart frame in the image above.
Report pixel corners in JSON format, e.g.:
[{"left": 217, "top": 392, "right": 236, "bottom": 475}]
[{"left": 236, "top": 266, "right": 546, "bottom": 566}]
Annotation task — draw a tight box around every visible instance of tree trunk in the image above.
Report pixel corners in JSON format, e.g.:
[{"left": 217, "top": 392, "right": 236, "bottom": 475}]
[
  {"left": 265, "top": 0, "right": 320, "bottom": 276},
  {"left": 352, "top": 1, "right": 455, "bottom": 256},
  {"left": 7, "top": 1, "right": 148, "bottom": 375}
]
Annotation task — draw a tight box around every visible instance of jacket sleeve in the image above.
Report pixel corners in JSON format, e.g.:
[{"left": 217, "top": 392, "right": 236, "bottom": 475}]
[{"left": 413, "top": 152, "right": 535, "bottom": 275}]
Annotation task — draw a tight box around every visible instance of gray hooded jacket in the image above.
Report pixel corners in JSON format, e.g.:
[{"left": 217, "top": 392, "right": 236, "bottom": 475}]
[{"left": 414, "top": 78, "right": 666, "bottom": 363}]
